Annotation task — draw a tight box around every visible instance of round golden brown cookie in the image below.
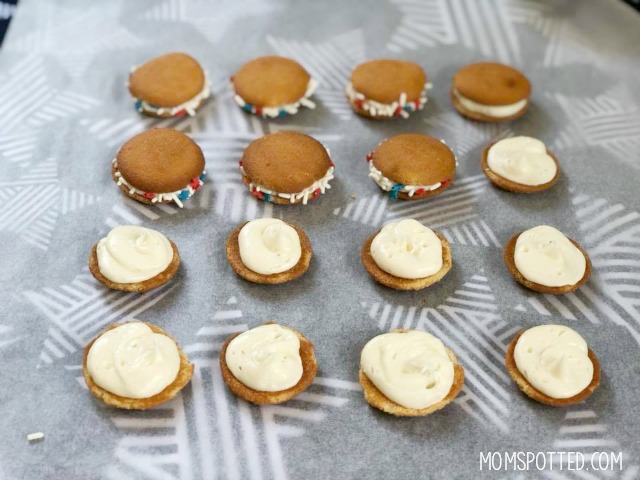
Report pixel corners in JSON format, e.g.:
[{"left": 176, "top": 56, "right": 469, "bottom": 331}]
[
  {"left": 369, "top": 133, "right": 455, "bottom": 200},
  {"left": 481, "top": 140, "right": 560, "bottom": 193},
  {"left": 128, "top": 53, "right": 206, "bottom": 113},
  {"left": 359, "top": 329, "right": 464, "bottom": 417},
  {"left": 361, "top": 230, "right": 452, "bottom": 290},
  {"left": 114, "top": 128, "right": 205, "bottom": 203},
  {"left": 240, "top": 131, "right": 334, "bottom": 205},
  {"left": 82, "top": 322, "right": 194, "bottom": 410},
  {"left": 349, "top": 59, "right": 427, "bottom": 119},
  {"left": 503, "top": 232, "right": 592, "bottom": 294},
  {"left": 233, "top": 56, "right": 311, "bottom": 107},
  {"left": 226, "top": 221, "right": 312, "bottom": 284},
  {"left": 219, "top": 322, "right": 318, "bottom": 405},
  {"left": 88, "top": 239, "right": 180, "bottom": 293},
  {"left": 505, "top": 329, "right": 600, "bottom": 406},
  {"left": 451, "top": 62, "right": 531, "bottom": 122}
]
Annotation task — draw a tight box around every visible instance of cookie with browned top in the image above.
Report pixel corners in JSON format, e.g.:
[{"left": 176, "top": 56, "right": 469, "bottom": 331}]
[
  {"left": 367, "top": 133, "right": 455, "bottom": 200},
  {"left": 128, "top": 53, "right": 210, "bottom": 117},
  {"left": 240, "top": 131, "right": 335, "bottom": 205},
  {"left": 232, "top": 56, "right": 317, "bottom": 118},
  {"left": 112, "top": 128, "right": 206, "bottom": 207},
  {"left": 451, "top": 62, "right": 531, "bottom": 122},
  {"left": 347, "top": 59, "right": 428, "bottom": 119}
]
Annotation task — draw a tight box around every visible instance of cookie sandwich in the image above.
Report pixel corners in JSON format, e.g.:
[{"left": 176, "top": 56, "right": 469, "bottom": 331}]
[
  {"left": 451, "top": 62, "right": 530, "bottom": 122},
  {"left": 112, "top": 128, "right": 206, "bottom": 207},
  {"left": 232, "top": 56, "right": 317, "bottom": 118},
  {"left": 346, "top": 59, "right": 429, "bottom": 119},
  {"left": 226, "top": 218, "right": 312, "bottom": 284},
  {"left": 83, "top": 322, "right": 194, "bottom": 410},
  {"left": 482, "top": 136, "right": 559, "bottom": 193},
  {"left": 504, "top": 225, "right": 591, "bottom": 294},
  {"left": 362, "top": 219, "right": 452, "bottom": 291},
  {"left": 367, "top": 133, "right": 455, "bottom": 200},
  {"left": 359, "top": 329, "right": 464, "bottom": 416},
  {"left": 88, "top": 225, "right": 180, "bottom": 293},
  {"left": 128, "top": 52, "right": 210, "bottom": 117},
  {"left": 240, "top": 131, "right": 334, "bottom": 205},
  {"left": 220, "top": 323, "right": 317, "bottom": 405},
  {"left": 506, "top": 324, "right": 600, "bottom": 406}
]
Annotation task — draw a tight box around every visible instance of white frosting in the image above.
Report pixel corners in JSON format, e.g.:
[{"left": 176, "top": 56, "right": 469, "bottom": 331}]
[
  {"left": 514, "top": 324, "right": 594, "bottom": 399},
  {"left": 130, "top": 67, "right": 211, "bottom": 117},
  {"left": 453, "top": 89, "right": 527, "bottom": 117},
  {"left": 225, "top": 324, "right": 303, "bottom": 392},
  {"left": 97, "top": 225, "right": 174, "bottom": 283},
  {"left": 371, "top": 219, "right": 443, "bottom": 279},
  {"left": 488, "top": 136, "right": 557, "bottom": 186},
  {"left": 368, "top": 160, "right": 444, "bottom": 198},
  {"left": 112, "top": 158, "right": 205, "bottom": 208},
  {"left": 233, "top": 78, "right": 318, "bottom": 118},
  {"left": 86, "top": 322, "right": 181, "bottom": 399},
  {"left": 514, "top": 225, "right": 586, "bottom": 287},
  {"left": 361, "top": 330, "right": 455, "bottom": 410},
  {"left": 241, "top": 165, "right": 334, "bottom": 205},
  {"left": 345, "top": 82, "right": 430, "bottom": 118},
  {"left": 238, "top": 218, "right": 302, "bottom": 275}
]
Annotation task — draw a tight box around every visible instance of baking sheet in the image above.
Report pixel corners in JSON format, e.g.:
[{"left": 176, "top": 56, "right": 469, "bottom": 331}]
[{"left": 1, "top": 0, "right": 640, "bottom": 478}]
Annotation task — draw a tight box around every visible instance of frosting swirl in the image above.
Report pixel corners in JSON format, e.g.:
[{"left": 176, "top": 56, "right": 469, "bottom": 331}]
[
  {"left": 488, "top": 136, "right": 557, "bottom": 186},
  {"left": 238, "top": 219, "right": 302, "bottom": 275},
  {"left": 371, "top": 219, "right": 443, "bottom": 279},
  {"left": 514, "top": 324, "right": 594, "bottom": 399},
  {"left": 97, "top": 225, "right": 174, "bottom": 283},
  {"left": 225, "top": 324, "right": 303, "bottom": 392},
  {"left": 514, "top": 225, "right": 586, "bottom": 287},
  {"left": 361, "top": 330, "right": 454, "bottom": 409},
  {"left": 86, "top": 322, "right": 181, "bottom": 398}
]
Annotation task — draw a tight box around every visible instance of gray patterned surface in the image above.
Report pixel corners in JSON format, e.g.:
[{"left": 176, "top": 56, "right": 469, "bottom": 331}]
[{"left": 1, "top": 0, "right": 640, "bottom": 479}]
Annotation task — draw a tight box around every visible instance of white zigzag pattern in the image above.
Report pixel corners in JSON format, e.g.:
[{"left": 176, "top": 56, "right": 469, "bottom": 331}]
[
  {"left": 363, "top": 273, "right": 520, "bottom": 432},
  {"left": 541, "top": 406, "right": 640, "bottom": 479},
  {"left": 24, "top": 269, "right": 178, "bottom": 366},
  {"left": 0, "top": 158, "right": 100, "bottom": 250},
  {"left": 334, "top": 174, "right": 500, "bottom": 247},
  {"left": 6, "top": 2, "right": 148, "bottom": 54},
  {"left": 267, "top": 30, "right": 366, "bottom": 120},
  {"left": 575, "top": 194, "right": 640, "bottom": 344},
  {"left": 506, "top": 0, "right": 605, "bottom": 68},
  {"left": 103, "top": 297, "right": 360, "bottom": 480},
  {"left": 0, "top": 55, "right": 100, "bottom": 134},
  {"left": 141, "top": 0, "right": 274, "bottom": 44},
  {"left": 554, "top": 90, "right": 640, "bottom": 167},
  {"left": 0, "top": 324, "right": 20, "bottom": 350},
  {"left": 387, "top": 0, "right": 521, "bottom": 64},
  {"left": 0, "top": 131, "right": 39, "bottom": 168},
  {"left": 505, "top": 0, "right": 556, "bottom": 36}
]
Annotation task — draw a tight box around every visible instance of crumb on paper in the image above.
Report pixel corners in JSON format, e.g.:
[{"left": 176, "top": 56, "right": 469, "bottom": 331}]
[{"left": 27, "top": 432, "right": 44, "bottom": 442}]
